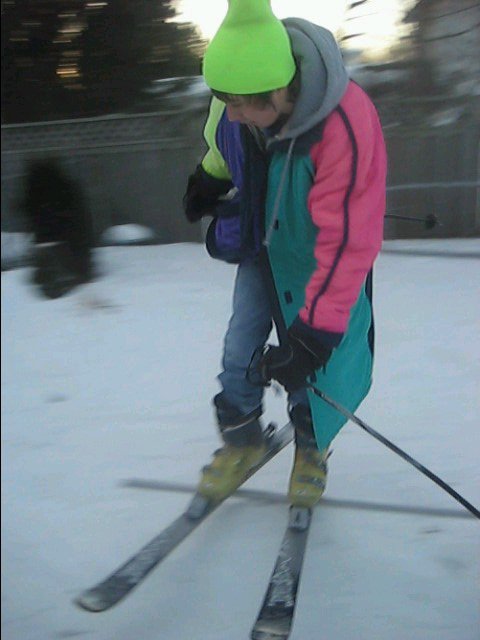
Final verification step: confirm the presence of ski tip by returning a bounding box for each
[74,589,112,613]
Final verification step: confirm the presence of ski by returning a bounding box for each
[74,421,293,613]
[251,506,312,640]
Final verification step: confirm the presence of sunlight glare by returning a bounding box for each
[343,0,406,58]
[176,0,348,40]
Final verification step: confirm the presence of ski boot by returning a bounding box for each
[197,393,266,502]
[288,404,329,508]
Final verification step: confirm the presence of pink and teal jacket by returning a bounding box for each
[198,19,387,448]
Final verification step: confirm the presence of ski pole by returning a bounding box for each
[307,383,480,520]
[385,213,439,229]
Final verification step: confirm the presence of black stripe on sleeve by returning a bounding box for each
[308,106,359,325]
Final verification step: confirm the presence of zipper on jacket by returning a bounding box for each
[263,137,296,247]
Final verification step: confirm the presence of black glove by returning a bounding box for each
[259,319,335,393]
[183,165,233,223]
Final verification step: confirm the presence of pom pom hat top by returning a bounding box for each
[202,0,296,94]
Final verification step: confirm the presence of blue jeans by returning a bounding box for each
[218,258,308,416]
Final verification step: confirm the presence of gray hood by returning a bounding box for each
[279,18,349,141]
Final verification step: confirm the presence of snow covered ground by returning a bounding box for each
[2,239,479,640]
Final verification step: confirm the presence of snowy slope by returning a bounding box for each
[2,239,479,640]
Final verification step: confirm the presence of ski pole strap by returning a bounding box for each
[307,384,480,520]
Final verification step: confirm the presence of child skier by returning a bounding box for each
[183,0,387,508]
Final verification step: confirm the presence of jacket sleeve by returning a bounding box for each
[183,98,233,222]
[299,90,387,343]
[201,97,232,181]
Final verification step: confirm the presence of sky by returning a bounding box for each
[2,236,479,640]
[177,0,348,37]
[176,0,409,55]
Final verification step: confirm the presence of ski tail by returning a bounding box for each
[251,506,312,640]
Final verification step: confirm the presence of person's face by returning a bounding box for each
[224,88,293,128]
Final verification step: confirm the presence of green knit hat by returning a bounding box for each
[203,0,296,95]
